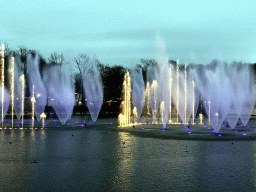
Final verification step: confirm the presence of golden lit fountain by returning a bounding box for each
[118,71,132,127]
[40,112,46,129]
[0,45,5,128]
[199,113,204,125]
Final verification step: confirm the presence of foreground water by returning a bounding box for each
[1,119,256,191]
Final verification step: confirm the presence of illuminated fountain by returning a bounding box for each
[169,65,173,123]
[155,35,170,128]
[19,74,25,129]
[176,60,180,124]
[192,60,256,132]
[0,45,10,128]
[131,68,145,121]
[150,80,158,123]
[145,82,151,116]
[27,53,47,122]
[43,64,75,125]
[199,113,204,124]
[118,71,132,127]
[82,56,103,123]
[9,56,14,128]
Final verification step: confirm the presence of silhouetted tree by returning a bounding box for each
[48,52,64,65]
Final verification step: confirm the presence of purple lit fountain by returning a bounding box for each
[131,68,145,121]
[43,62,75,125]
[82,56,103,123]
[27,53,47,121]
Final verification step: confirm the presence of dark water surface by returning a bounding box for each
[1,123,256,191]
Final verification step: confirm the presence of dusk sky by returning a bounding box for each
[1,0,256,68]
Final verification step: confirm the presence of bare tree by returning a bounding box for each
[48,52,64,65]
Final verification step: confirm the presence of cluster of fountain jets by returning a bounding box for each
[0,45,103,128]
[119,36,256,133]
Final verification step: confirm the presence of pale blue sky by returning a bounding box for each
[1,0,256,67]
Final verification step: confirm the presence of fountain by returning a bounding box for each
[118,71,132,127]
[131,68,145,121]
[82,55,103,123]
[192,60,256,132]
[43,63,75,125]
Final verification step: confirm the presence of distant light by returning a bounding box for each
[51,99,53,100]
[242,133,247,136]
[66,123,70,125]
[247,127,250,129]
[227,127,231,129]
[89,122,92,125]
[141,127,145,130]
[234,130,238,132]
[110,122,113,124]
[57,125,59,127]
[80,124,85,127]
[17,124,20,126]
[36,94,41,98]
[204,125,207,127]
[211,130,215,133]
[162,129,166,131]
[218,134,222,137]
[207,127,211,130]
[75,121,79,124]
[188,131,191,134]
[240,125,243,127]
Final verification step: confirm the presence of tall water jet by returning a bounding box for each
[145,82,151,116]
[176,60,179,123]
[184,64,187,124]
[169,65,173,123]
[19,74,25,129]
[82,56,103,123]
[12,56,23,121]
[0,85,10,127]
[160,101,165,126]
[27,53,47,121]
[155,34,170,127]
[147,64,160,122]
[43,65,75,125]
[150,80,158,122]
[174,66,198,125]
[118,71,131,127]
[192,80,195,125]
[31,85,35,128]
[8,56,14,128]
[131,68,145,121]
[0,45,5,127]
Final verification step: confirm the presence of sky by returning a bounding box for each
[1,0,256,68]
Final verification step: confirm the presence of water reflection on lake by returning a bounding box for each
[0,127,256,191]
